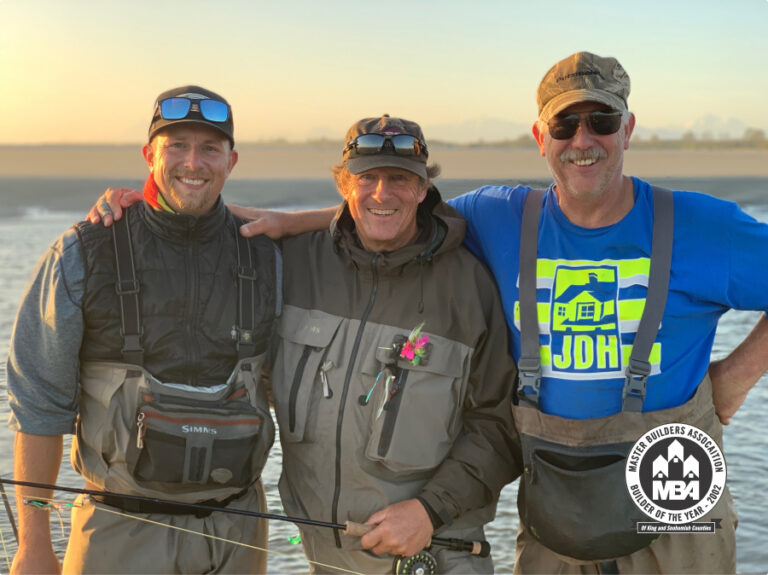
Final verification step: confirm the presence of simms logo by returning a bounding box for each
[626,423,725,525]
[181,425,218,435]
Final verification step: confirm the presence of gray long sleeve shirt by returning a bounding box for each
[7,227,85,435]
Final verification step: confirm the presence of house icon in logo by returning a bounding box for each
[651,439,700,479]
[552,271,618,333]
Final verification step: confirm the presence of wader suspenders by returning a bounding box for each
[234,229,260,359]
[517,186,674,412]
[111,213,266,364]
[112,213,144,365]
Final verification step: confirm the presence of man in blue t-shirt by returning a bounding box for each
[445,52,768,573]
[90,52,768,574]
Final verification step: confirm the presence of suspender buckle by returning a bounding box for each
[121,334,143,352]
[115,279,140,295]
[232,326,257,357]
[623,358,651,412]
[237,266,259,280]
[517,356,542,407]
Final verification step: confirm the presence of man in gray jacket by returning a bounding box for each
[88,115,521,574]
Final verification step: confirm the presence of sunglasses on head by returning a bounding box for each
[158,97,229,123]
[547,110,623,140]
[344,134,426,156]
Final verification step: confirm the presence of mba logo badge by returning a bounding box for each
[626,423,726,532]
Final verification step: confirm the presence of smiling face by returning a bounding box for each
[340,166,427,253]
[533,101,635,204]
[143,124,238,216]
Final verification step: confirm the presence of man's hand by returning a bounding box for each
[11,545,61,575]
[85,188,142,226]
[359,498,434,558]
[709,315,768,425]
[230,205,292,239]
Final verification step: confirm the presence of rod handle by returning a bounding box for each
[344,521,374,537]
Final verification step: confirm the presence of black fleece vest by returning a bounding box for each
[74,200,277,386]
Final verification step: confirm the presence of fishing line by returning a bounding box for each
[2,479,491,573]
[0,527,12,573]
[0,478,18,571]
[28,495,365,575]
[0,481,17,543]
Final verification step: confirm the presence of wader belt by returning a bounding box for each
[92,485,251,518]
[517,186,674,412]
[111,215,263,363]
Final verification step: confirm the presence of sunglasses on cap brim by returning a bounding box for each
[158,97,229,123]
[547,110,623,140]
[344,134,426,156]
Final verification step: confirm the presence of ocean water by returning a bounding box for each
[0,177,766,574]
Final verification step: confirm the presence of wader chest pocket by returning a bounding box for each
[274,309,343,443]
[363,342,466,473]
[128,404,264,487]
[519,435,658,561]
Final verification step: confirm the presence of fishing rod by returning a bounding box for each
[0,482,18,543]
[0,478,490,558]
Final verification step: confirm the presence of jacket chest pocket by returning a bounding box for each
[362,336,469,473]
[273,308,343,443]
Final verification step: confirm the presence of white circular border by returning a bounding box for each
[625,423,727,524]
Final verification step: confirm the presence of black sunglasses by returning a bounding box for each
[344,134,426,156]
[158,97,229,123]
[547,110,623,140]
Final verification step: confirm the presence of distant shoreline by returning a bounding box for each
[1,144,767,179]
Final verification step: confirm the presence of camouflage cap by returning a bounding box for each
[343,115,428,179]
[537,52,630,122]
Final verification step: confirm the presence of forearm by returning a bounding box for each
[709,314,768,423]
[234,205,339,238]
[419,413,519,522]
[714,314,768,385]
[420,367,520,520]
[283,206,337,235]
[14,432,64,548]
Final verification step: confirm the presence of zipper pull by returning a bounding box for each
[320,360,334,399]
[136,412,146,449]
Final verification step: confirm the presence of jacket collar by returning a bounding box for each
[140,196,230,243]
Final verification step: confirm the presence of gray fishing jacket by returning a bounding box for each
[273,187,521,552]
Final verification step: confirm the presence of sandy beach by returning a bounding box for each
[1,144,767,180]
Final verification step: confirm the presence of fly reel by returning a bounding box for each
[393,550,437,575]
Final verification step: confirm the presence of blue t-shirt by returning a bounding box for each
[449,177,768,419]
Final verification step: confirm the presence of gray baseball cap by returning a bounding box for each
[537,52,630,122]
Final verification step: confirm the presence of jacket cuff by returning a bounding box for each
[416,492,453,530]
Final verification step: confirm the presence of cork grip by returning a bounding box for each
[343,521,373,537]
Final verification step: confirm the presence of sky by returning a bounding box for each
[1,0,767,144]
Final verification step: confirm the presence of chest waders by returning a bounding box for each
[513,187,673,562]
[72,213,275,505]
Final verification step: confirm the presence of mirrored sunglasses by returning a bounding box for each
[158,97,229,123]
[344,134,426,156]
[547,111,623,140]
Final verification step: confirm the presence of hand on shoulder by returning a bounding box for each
[85,188,143,227]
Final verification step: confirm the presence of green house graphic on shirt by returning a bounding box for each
[552,269,618,332]
[549,265,621,372]
[517,258,660,377]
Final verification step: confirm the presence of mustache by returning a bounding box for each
[559,148,607,163]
